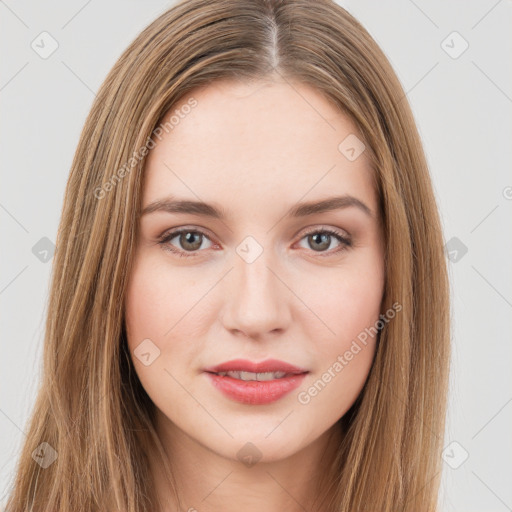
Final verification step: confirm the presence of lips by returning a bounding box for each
[203,359,309,405]
[203,358,308,375]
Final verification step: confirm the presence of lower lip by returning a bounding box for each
[205,372,308,405]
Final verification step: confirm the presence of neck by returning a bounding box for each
[149,413,343,512]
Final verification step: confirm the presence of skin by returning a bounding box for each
[124,76,385,512]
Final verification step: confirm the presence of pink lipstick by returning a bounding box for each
[203,358,309,405]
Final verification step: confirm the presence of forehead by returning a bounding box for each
[142,78,376,217]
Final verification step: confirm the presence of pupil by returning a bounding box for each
[182,232,201,250]
[310,233,329,251]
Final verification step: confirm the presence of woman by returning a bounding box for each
[5,0,450,510]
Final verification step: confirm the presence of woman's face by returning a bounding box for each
[125,78,385,463]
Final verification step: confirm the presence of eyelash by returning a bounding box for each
[157,226,352,259]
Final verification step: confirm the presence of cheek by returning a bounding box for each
[296,274,382,417]
[125,255,193,342]
[297,249,384,403]
[124,259,198,405]
[305,258,384,349]
[124,256,215,375]
[125,264,165,346]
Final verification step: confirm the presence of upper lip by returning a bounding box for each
[203,358,309,374]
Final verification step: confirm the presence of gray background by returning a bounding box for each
[1,1,511,510]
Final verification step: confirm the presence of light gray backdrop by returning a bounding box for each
[1,1,511,510]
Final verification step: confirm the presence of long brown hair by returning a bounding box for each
[4,0,450,510]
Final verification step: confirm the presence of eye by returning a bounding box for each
[157,226,352,258]
[158,228,214,258]
[296,227,352,256]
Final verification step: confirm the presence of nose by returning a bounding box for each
[220,248,292,340]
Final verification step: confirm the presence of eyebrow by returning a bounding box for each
[141,194,374,219]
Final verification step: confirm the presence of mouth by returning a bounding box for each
[210,370,297,381]
[203,359,309,405]
[203,358,308,375]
